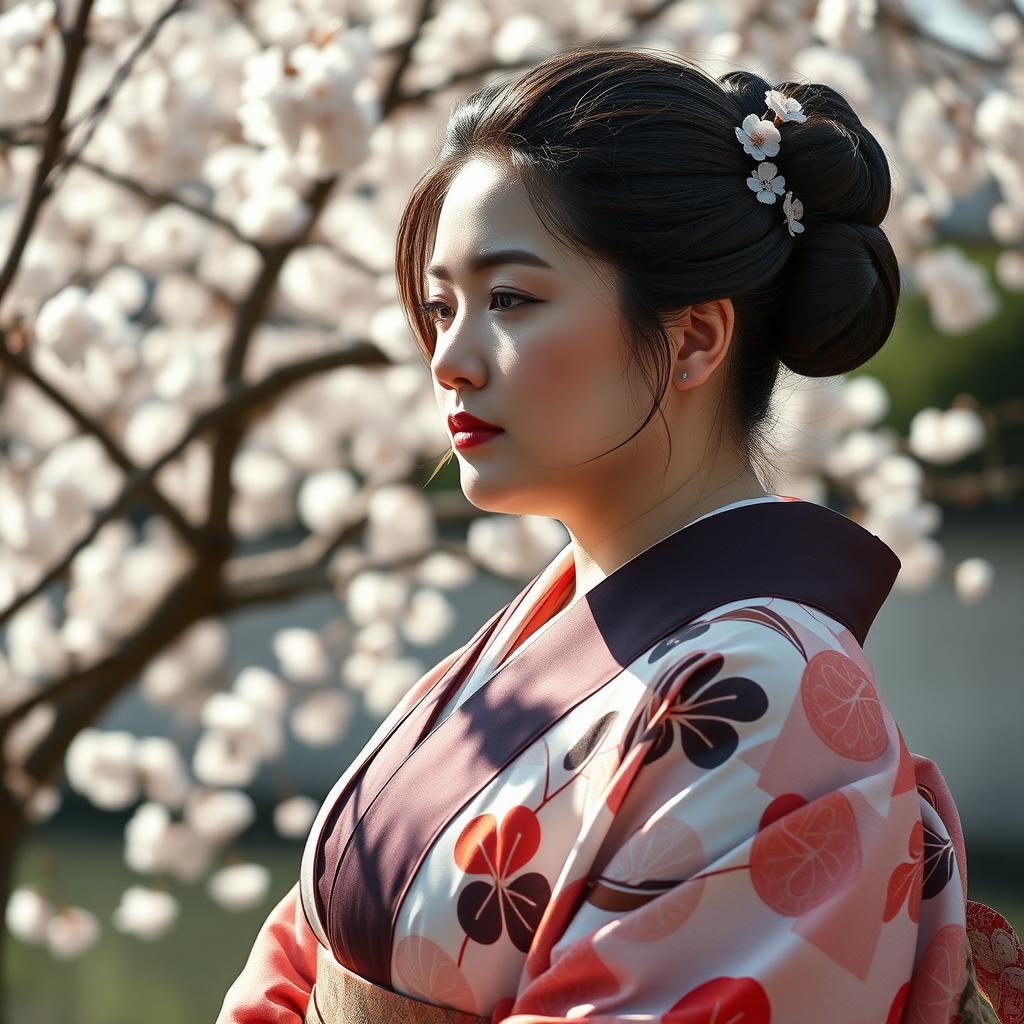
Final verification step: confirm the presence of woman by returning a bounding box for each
[216,47,1021,1024]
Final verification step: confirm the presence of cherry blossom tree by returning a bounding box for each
[0,0,1022,1014]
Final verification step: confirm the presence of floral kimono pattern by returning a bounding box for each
[216,495,1022,1024]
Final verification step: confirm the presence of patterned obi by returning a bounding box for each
[306,939,489,1024]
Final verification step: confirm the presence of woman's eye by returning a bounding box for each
[416,292,530,326]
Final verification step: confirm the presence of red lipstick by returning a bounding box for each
[448,411,504,450]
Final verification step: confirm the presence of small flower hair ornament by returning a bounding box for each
[735,88,808,237]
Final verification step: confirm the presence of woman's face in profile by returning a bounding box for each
[426,156,659,521]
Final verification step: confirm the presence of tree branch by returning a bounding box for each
[49,0,189,192]
[217,489,489,612]
[0,341,391,627]
[0,333,207,550]
[73,154,261,249]
[0,560,226,788]
[206,174,339,538]
[0,0,97,307]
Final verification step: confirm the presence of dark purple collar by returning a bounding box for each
[312,498,900,988]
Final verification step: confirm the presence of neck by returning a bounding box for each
[561,460,768,606]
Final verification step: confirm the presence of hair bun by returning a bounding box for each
[720,75,903,376]
[775,220,900,377]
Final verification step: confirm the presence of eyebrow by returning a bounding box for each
[425,248,554,282]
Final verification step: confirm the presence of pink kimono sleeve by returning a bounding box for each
[490,622,1017,1023]
[215,882,318,1024]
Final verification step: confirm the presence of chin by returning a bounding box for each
[459,474,550,519]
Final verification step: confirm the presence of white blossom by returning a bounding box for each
[123,401,191,463]
[6,593,70,679]
[124,205,209,274]
[232,667,289,717]
[273,795,318,839]
[364,484,436,561]
[192,730,261,788]
[908,407,986,464]
[735,117,781,160]
[995,249,1024,291]
[124,802,215,882]
[913,247,999,334]
[837,375,889,431]
[341,651,381,692]
[184,788,256,844]
[135,736,191,810]
[45,906,101,959]
[954,557,995,605]
[65,728,140,811]
[24,784,61,823]
[237,27,379,179]
[855,453,924,508]
[207,863,271,911]
[823,429,895,480]
[290,690,353,747]
[467,514,567,578]
[273,628,329,685]
[363,658,425,717]
[112,886,179,941]
[414,551,475,590]
[746,161,786,204]
[894,537,944,591]
[6,888,53,944]
[34,286,128,367]
[345,570,410,627]
[492,14,559,64]
[988,201,1024,244]
[236,184,310,244]
[297,469,359,535]
[765,88,808,123]
[862,491,942,555]
[399,588,456,646]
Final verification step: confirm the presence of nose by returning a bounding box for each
[430,319,487,393]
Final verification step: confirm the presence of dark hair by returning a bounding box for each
[395,46,901,486]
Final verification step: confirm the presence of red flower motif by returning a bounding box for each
[663,976,771,1023]
[884,820,924,923]
[453,806,551,952]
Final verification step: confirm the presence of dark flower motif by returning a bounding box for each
[563,711,617,772]
[922,821,955,899]
[648,622,711,664]
[625,653,769,770]
[454,806,551,952]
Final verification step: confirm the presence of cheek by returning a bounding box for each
[512,306,628,438]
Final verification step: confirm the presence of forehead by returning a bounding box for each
[428,159,546,269]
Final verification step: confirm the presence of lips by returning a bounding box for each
[448,412,503,433]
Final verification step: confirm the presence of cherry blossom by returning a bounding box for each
[112,886,179,941]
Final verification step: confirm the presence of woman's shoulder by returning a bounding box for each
[632,594,871,688]
[621,595,892,772]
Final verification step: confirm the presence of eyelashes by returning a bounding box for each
[415,291,533,327]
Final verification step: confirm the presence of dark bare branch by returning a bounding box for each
[0,334,207,548]
[0,0,98,306]
[0,341,391,628]
[50,0,190,192]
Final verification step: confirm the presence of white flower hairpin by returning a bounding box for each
[735,89,808,237]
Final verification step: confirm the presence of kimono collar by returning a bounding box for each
[579,495,900,652]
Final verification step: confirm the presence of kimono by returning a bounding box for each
[215,494,1023,1024]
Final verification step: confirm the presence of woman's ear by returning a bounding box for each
[668,298,735,387]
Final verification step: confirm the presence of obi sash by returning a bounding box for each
[298,497,909,996]
[306,939,488,1024]
[301,901,1007,1024]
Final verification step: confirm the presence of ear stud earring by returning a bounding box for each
[679,371,688,380]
